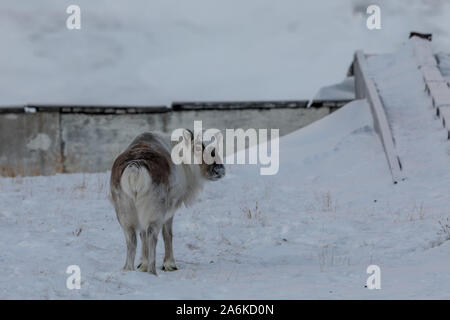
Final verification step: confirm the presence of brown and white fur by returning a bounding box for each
[110,130,225,275]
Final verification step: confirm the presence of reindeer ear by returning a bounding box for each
[193,131,203,149]
[182,129,193,147]
[194,130,202,142]
[214,131,223,144]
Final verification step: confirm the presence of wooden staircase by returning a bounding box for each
[412,35,450,138]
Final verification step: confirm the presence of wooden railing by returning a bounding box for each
[353,50,405,184]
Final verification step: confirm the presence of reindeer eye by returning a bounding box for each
[211,149,215,157]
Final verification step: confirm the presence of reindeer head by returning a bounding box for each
[182,129,225,181]
[201,145,225,181]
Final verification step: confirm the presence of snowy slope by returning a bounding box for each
[313,77,355,100]
[437,52,450,84]
[1,0,450,105]
[1,99,449,299]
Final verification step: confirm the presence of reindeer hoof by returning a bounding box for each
[137,263,148,272]
[123,264,135,271]
[162,264,178,271]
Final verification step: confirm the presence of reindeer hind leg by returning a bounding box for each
[137,231,149,272]
[122,226,137,271]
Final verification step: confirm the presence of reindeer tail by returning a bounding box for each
[120,163,151,199]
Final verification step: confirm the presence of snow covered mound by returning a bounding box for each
[1,99,449,299]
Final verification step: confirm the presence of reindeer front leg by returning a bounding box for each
[162,217,178,271]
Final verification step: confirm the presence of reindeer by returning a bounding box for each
[110,130,225,275]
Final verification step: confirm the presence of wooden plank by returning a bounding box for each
[172,100,351,111]
[0,106,27,114]
[28,104,170,114]
[426,82,450,108]
[420,66,447,83]
[411,37,437,67]
[437,106,450,139]
[172,100,308,110]
[354,50,405,184]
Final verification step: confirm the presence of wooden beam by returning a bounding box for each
[171,100,351,111]
[353,50,405,183]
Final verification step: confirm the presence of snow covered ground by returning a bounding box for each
[1,0,450,105]
[1,97,449,299]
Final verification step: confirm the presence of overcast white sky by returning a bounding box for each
[0,0,449,105]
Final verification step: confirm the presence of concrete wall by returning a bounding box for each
[0,105,342,176]
[0,112,61,177]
